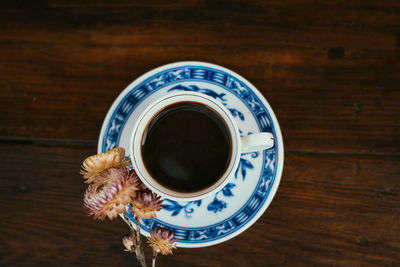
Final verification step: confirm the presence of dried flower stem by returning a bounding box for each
[135,216,147,267]
[123,213,136,236]
[123,213,147,266]
[136,218,142,247]
[152,252,158,267]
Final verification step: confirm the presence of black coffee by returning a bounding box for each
[141,101,232,192]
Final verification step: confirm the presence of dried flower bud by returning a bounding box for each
[131,189,163,219]
[80,147,131,184]
[137,180,148,191]
[148,227,177,255]
[122,235,135,252]
[83,167,139,220]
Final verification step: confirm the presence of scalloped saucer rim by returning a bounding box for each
[97,61,284,248]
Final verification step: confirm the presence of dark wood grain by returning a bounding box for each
[0,144,399,266]
[1,0,399,154]
[1,1,400,266]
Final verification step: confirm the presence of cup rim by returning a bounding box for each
[130,91,241,201]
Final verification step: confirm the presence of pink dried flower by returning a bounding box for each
[137,180,148,191]
[93,166,131,189]
[148,227,177,255]
[83,167,139,220]
[131,189,163,219]
[122,235,135,252]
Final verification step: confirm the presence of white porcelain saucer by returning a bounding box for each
[98,62,284,248]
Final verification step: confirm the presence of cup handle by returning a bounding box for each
[241,132,274,153]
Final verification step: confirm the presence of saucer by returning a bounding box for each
[98,62,284,248]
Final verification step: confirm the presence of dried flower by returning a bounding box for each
[148,227,177,255]
[137,180,148,191]
[131,189,163,219]
[94,166,131,189]
[83,167,139,220]
[123,235,135,252]
[80,147,130,184]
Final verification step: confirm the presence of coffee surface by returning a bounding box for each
[141,102,232,192]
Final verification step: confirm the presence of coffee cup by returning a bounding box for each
[129,91,274,201]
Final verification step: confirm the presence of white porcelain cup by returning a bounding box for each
[130,92,274,201]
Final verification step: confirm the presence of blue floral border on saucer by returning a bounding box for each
[100,65,278,245]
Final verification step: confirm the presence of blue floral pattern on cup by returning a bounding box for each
[168,85,245,121]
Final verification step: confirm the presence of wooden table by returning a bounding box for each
[1,1,399,266]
